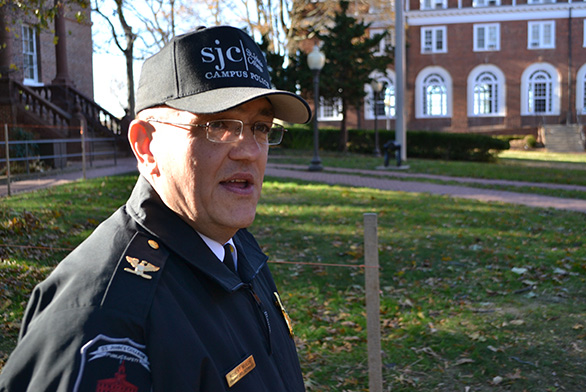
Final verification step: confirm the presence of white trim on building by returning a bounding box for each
[406,3,586,26]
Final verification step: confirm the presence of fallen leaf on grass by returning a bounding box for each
[512,267,528,275]
[553,268,568,275]
[468,331,487,342]
[506,368,523,380]
[453,358,474,366]
[0,298,12,310]
[412,346,442,359]
[399,298,414,308]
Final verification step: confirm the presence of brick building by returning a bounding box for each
[0,3,122,167]
[13,4,94,98]
[317,0,586,138]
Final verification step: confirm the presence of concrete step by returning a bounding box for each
[539,125,585,153]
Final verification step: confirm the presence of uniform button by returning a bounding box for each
[148,240,159,250]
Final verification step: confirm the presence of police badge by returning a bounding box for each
[273,292,294,338]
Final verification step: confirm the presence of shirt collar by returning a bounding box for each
[197,232,237,268]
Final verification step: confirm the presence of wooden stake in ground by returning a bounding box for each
[364,213,383,392]
[4,124,11,196]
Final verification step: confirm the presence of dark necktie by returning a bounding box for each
[223,244,236,273]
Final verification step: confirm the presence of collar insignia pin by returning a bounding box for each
[124,256,160,280]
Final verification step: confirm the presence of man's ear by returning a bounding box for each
[128,119,158,175]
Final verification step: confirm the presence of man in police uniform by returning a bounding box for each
[0,26,311,391]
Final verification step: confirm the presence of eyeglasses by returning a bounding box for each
[146,118,287,146]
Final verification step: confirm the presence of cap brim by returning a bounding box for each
[164,87,312,124]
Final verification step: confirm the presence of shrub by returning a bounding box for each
[524,135,537,148]
[282,126,510,162]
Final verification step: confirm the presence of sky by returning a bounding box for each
[90,1,247,119]
[93,52,131,118]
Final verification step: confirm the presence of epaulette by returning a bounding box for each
[100,231,169,322]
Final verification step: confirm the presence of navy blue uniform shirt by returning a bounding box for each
[0,176,304,391]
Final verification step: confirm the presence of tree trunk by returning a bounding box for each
[125,44,135,116]
[115,0,136,116]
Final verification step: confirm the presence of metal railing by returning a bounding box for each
[1,123,119,196]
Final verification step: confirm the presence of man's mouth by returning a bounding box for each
[222,179,251,189]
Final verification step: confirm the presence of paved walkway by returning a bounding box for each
[2,157,586,213]
[0,158,139,198]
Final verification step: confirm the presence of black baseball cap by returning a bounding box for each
[135,26,311,124]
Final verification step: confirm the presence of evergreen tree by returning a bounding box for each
[259,34,305,95]
[317,0,392,151]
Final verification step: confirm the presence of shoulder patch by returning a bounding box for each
[73,334,151,392]
[100,232,169,321]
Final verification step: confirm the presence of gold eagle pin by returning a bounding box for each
[274,292,294,338]
[124,256,160,279]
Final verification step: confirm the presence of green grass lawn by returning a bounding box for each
[1,151,586,391]
[269,149,586,200]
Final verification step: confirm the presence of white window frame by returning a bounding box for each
[420,0,447,10]
[528,21,555,49]
[415,66,452,119]
[473,0,500,6]
[423,74,448,116]
[467,65,506,117]
[520,63,560,116]
[528,71,553,114]
[370,28,390,57]
[528,0,556,3]
[365,70,396,120]
[421,26,447,54]
[318,97,343,121]
[22,25,39,85]
[474,23,500,51]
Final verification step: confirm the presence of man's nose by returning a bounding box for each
[231,126,264,158]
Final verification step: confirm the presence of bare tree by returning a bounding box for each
[92,0,219,115]
[226,0,327,55]
[93,0,138,115]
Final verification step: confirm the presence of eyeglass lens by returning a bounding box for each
[206,120,284,145]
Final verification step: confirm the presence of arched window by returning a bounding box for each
[521,63,560,115]
[383,83,396,118]
[415,66,452,118]
[467,65,505,117]
[365,70,396,120]
[528,70,552,114]
[473,72,498,115]
[423,74,447,116]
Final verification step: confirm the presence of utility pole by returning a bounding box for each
[395,0,407,162]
